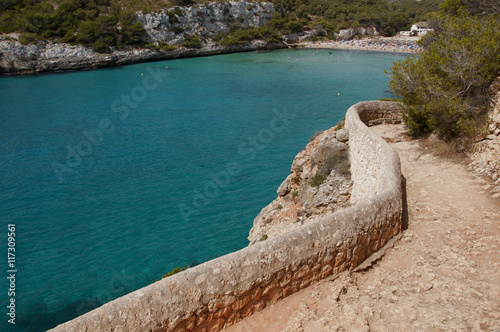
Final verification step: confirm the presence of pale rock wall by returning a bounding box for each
[49,101,403,332]
[137,1,275,44]
[334,27,378,40]
[467,76,500,185]
[0,37,284,74]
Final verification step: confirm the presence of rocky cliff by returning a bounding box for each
[248,126,353,244]
[137,1,275,44]
[0,0,385,74]
[0,1,281,74]
[0,37,283,74]
[467,76,500,191]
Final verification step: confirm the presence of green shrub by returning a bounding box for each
[310,173,326,187]
[159,41,176,51]
[322,149,350,177]
[162,266,187,279]
[171,0,194,6]
[93,37,112,53]
[259,234,268,241]
[286,20,303,33]
[310,149,350,187]
[182,34,202,48]
[18,32,38,45]
[388,5,499,141]
[334,117,345,131]
[379,97,401,102]
[219,25,282,46]
[173,27,184,34]
[173,7,183,16]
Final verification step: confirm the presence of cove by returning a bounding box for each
[0,48,405,331]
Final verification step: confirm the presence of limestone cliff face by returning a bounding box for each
[0,1,279,74]
[0,38,282,74]
[467,76,500,184]
[137,1,275,44]
[248,127,353,244]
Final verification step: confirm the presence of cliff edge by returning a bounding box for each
[248,126,352,244]
[0,1,283,74]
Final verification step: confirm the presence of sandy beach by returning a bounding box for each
[298,36,422,54]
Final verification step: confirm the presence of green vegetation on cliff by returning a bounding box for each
[271,0,441,37]
[388,0,500,141]
[0,0,145,52]
[1,0,442,53]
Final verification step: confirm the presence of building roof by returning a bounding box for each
[414,21,429,27]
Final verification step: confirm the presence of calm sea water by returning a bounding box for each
[0,49,405,331]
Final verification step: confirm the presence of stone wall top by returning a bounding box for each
[346,101,403,204]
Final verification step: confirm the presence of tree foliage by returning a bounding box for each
[0,0,145,52]
[270,0,441,37]
[388,1,500,140]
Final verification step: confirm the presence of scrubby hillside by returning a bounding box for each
[0,0,441,52]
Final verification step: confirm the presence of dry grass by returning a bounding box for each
[420,134,466,158]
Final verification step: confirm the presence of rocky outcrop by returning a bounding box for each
[0,38,283,74]
[467,76,500,188]
[334,27,378,40]
[248,126,353,244]
[0,1,281,74]
[137,1,275,44]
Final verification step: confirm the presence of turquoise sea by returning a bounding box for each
[0,49,406,331]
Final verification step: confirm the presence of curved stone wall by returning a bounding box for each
[49,101,403,332]
[346,101,403,204]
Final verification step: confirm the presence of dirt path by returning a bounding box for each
[225,124,500,332]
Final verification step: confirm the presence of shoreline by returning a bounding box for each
[1,35,421,75]
[0,36,420,76]
[297,37,422,54]
[0,41,288,75]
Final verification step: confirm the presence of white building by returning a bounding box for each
[399,21,433,36]
[411,21,433,35]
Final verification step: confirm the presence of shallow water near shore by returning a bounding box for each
[0,49,405,331]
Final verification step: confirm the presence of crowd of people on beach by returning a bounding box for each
[306,38,422,54]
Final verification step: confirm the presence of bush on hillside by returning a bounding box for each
[388,1,500,141]
[0,0,146,52]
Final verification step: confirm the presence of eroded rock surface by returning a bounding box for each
[467,76,500,196]
[0,1,281,74]
[137,1,275,44]
[248,126,353,244]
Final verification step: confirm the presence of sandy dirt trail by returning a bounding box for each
[225,124,500,332]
